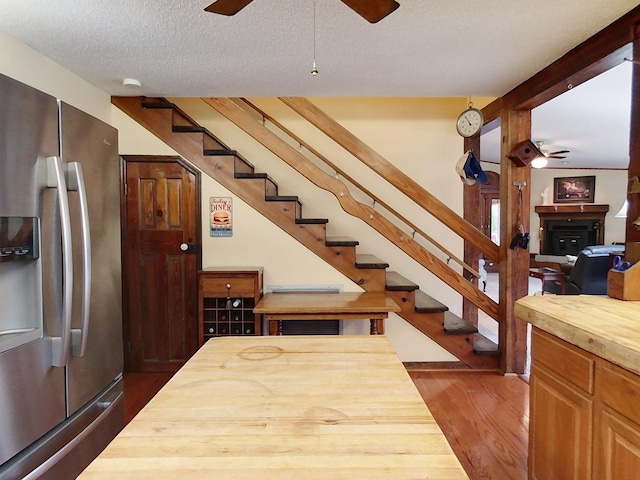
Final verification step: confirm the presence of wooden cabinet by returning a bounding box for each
[530,328,640,479]
[529,329,594,479]
[198,267,263,345]
[595,361,640,479]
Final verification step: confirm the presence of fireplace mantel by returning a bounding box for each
[535,204,609,255]
[535,204,610,216]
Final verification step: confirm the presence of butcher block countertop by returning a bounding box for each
[515,295,640,375]
[78,335,468,479]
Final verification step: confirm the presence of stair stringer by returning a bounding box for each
[202,97,498,320]
[112,96,386,292]
[112,95,498,368]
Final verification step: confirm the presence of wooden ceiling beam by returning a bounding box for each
[482,5,640,122]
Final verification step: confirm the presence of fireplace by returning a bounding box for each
[535,204,609,255]
[543,219,599,255]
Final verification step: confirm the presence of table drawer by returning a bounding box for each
[200,276,255,297]
[532,327,595,395]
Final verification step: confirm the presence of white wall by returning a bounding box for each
[0,30,111,123]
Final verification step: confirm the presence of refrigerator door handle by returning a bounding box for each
[46,156,73,368]
[67,162,91,357]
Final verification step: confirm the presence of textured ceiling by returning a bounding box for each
[0,0,636,168]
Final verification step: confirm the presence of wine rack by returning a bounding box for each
[198,267,263,345]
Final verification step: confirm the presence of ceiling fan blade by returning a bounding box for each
[549,150,570,155]
[340,0,400,23]
[204,0,254,16]
[547,155,567,159]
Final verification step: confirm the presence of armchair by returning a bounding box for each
[541,245,624,295]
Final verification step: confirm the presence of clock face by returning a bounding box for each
[456,108,484,137]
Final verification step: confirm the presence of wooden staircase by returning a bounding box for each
[112,96,499,370]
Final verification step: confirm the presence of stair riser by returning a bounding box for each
[264,199,301,222]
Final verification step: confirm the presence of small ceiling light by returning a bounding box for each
[123,78,142,88]
[530,157,548,169]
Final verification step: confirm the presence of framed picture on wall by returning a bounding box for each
[553,176,596,203]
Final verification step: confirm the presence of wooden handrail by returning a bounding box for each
[236,98,482,280]
[203,97,499,319]
[278,97,500,263]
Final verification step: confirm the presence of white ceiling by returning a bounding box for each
[0,0,636,168]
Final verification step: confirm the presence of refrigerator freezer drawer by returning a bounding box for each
[0,377,124,480]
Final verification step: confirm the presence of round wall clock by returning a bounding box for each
[456,106,484,138]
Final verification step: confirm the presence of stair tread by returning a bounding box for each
[266,195,300,202]
[443,311,477,334]
[295,218,328,225]
[325,236,359,247]
[386,271,419,291]
[141,98,174,109]
[414,290,448,312]
[356,254,389,269]
[235,172,270,179]
[173,125,205,133]
[473,334,500,356]
[203,148,237,156]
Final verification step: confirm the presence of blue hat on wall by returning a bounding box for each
[463,151,487,185]
[455,151,475,185]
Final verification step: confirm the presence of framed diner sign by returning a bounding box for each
[210,197,232,237]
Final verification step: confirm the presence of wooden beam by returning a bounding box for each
[463,136,482,329]
[627,23,640,242]
[499,110,531,374]
[483,6,640,122]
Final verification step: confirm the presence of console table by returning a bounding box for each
[78,335,468,479]
[253,291,400,335]
[528,267,568,294]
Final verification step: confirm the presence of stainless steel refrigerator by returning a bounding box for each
[0,74,124,479]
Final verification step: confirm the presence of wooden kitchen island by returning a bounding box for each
[78,335,467,479]
[515,295,640,480]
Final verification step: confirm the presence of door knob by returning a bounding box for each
[179,243,198,253]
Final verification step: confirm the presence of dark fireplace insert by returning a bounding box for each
[542,219,599,255]
[535,204,608,256]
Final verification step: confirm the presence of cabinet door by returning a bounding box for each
[595,408,640,480]
[529,366,593,479]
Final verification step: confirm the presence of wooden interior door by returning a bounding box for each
[122,156,200,372]
[480,171,500,272]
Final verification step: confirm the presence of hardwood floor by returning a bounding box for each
[123,372,174,424]
[410,370,529,480]
[123,370,529,479]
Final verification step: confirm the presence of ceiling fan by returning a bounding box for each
[535,141,570,159]
[204,0,400,23]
